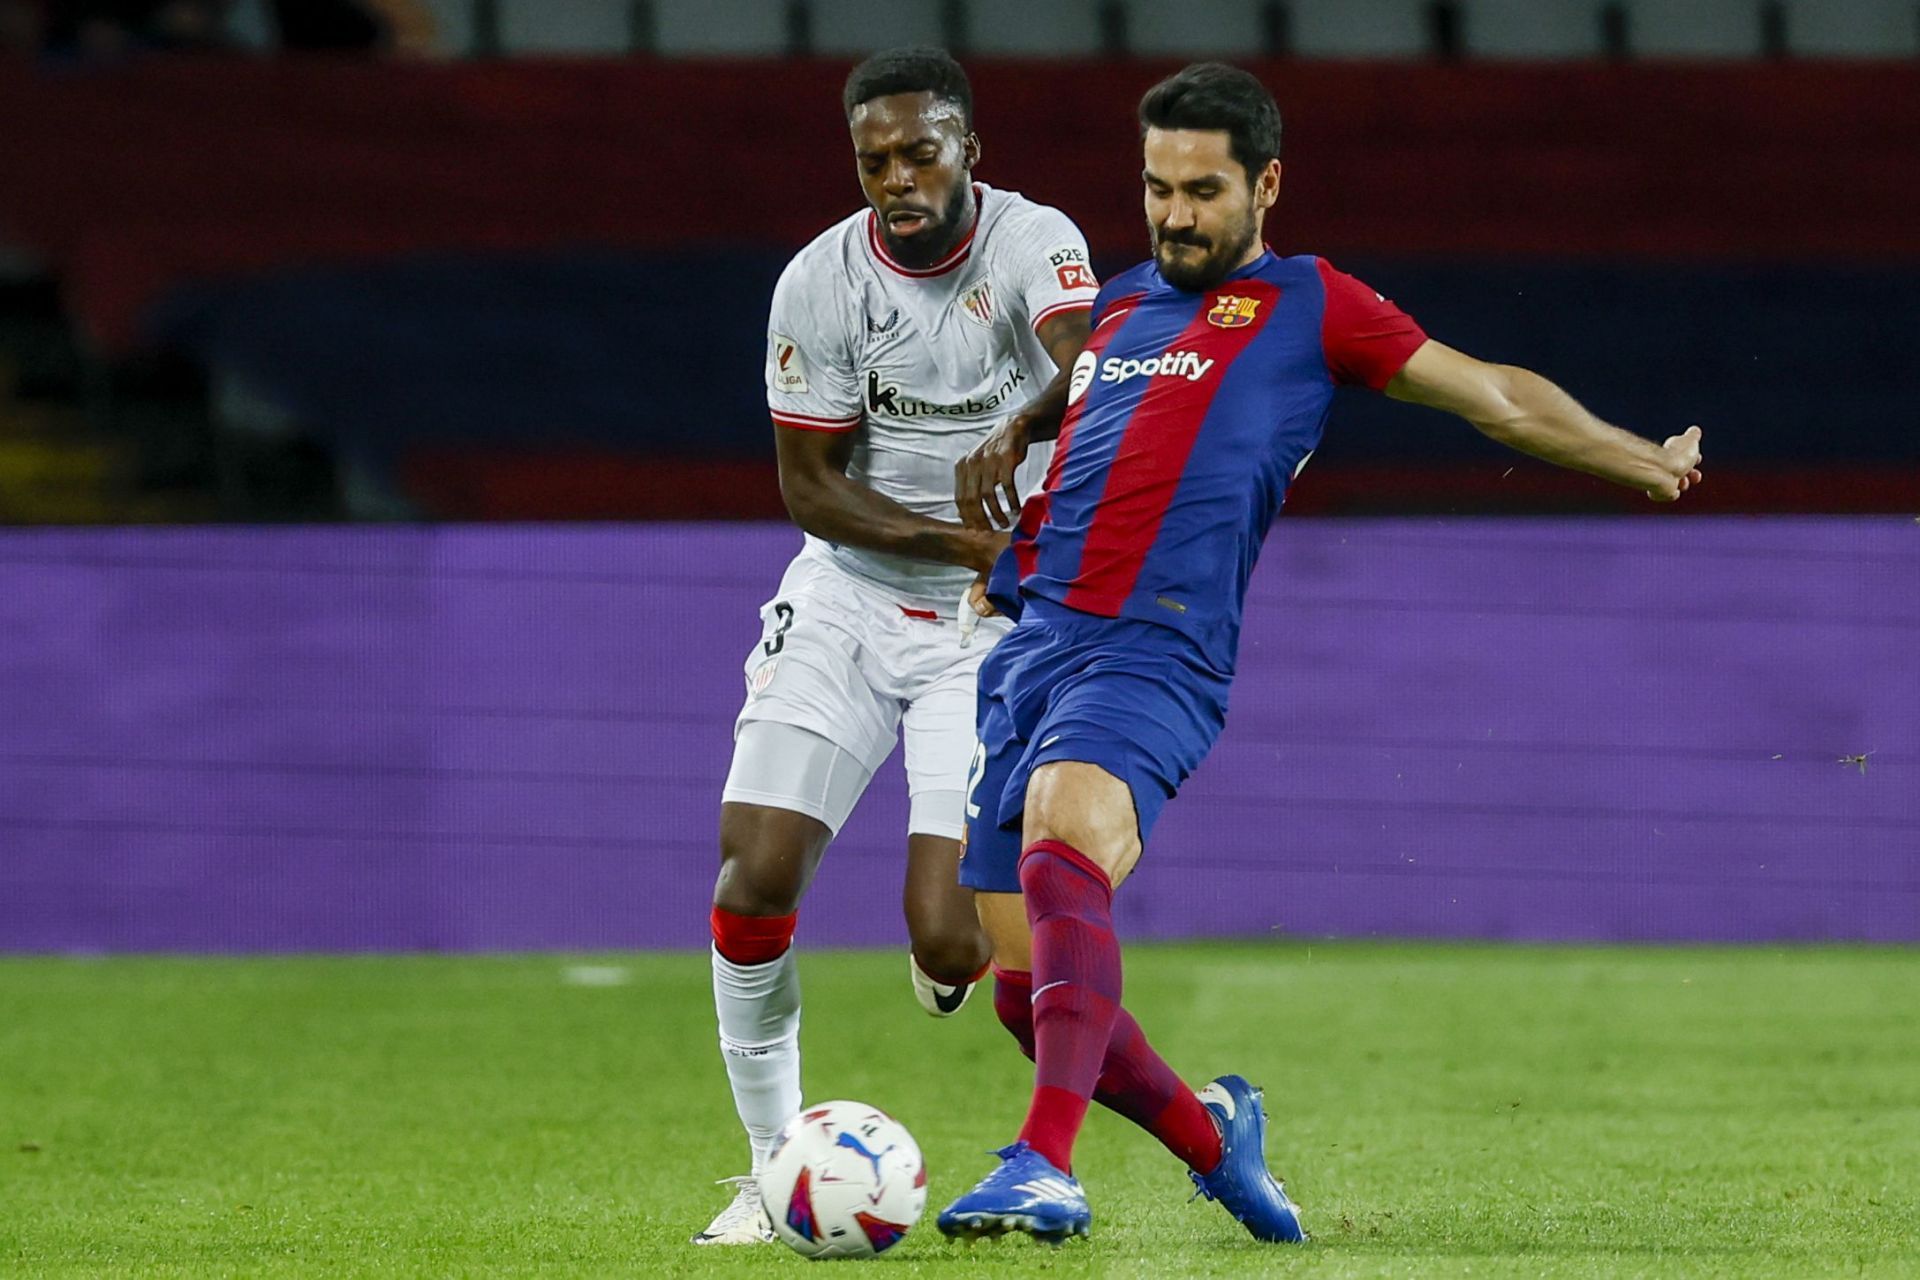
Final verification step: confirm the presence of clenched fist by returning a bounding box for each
[955,415,1032,530]
[1647,425,1704,502]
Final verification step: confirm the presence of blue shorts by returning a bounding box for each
[957,596,1230,893]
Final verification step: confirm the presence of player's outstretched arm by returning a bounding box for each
[955,308,1092,529]
[1385,341,1704,501]
[775,421,1005,572]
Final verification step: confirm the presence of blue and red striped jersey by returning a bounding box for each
[992,251,1426,671]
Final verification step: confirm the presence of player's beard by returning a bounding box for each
[876,181,973,269]
[1151,201,1259,292]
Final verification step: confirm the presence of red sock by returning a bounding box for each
[1098,1008,1224,1174]
[993,966,1222,1174]
[709,905,796,965]
[1016,840,1121,1174]
[992,967,1039,1059]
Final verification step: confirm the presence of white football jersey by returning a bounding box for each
[765,183,1100,601]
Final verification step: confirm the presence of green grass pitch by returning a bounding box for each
[3,943,1916,1277]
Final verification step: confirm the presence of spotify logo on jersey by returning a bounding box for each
[1068,349,1098,405]
[1100,349,1215,384]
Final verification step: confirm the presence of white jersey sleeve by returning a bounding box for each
[765,253,861,433]
[1002,204,1101,337]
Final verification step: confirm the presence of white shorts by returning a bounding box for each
[721,548,1010,840]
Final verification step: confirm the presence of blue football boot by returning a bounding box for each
[1188,1075,1309,1243]
[936,1141,1092,1244]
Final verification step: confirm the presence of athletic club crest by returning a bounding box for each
[1207,294,1261,328]
[959,281,996,328]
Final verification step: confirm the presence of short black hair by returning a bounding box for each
[842,47,974,131]
[1137,63,1282,180]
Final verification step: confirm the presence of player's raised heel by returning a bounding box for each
[690,1175,775,1245]
[936,1141,1092,1244]
[1187,1075,1308,1243]
[908,951,981,1018]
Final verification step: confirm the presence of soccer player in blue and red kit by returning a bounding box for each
[937,64,1705,1245]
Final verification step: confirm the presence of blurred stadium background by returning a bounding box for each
[0,0,1914,952]
[3,8,1917,1274]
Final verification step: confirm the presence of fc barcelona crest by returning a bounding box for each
[1207,295,1261,328]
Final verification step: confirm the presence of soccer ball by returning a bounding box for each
[760,1100,926,1259]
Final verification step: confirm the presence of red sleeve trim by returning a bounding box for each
[1315,258,1427,391]
[1031,299,1094,336]
[770,410,860,433]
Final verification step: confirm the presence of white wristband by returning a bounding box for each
[958,587,981,649]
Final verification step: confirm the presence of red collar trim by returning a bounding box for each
[867,185,982,279]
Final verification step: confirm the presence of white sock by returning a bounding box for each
[712,944,802,1175]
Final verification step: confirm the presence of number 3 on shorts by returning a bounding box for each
[763,601,794,656]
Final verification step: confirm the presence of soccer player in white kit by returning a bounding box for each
[694,48,1099,1245]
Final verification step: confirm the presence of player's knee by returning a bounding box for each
[904,873,990,978]
[715,807,823,916]
[1023,761,1142,882]
[908,920,991,983]
[712,855,805,916]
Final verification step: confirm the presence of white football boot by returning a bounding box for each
[690,1175,774,1245]
[909,951,981,1018]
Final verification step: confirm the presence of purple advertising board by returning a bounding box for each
[0,518,1914,952]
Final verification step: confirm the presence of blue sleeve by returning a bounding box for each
[984,542,1025,623]
[1089,261,1154,328]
